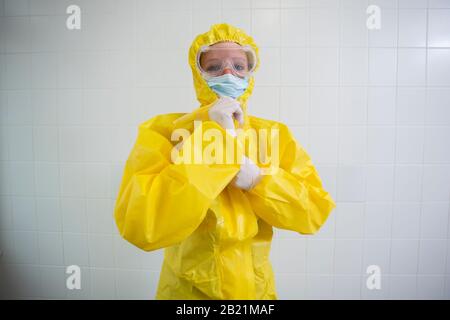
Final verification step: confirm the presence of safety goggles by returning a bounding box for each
[196,44,257,80]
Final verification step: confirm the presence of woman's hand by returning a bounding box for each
[208,96,244,136]
[231,155,262,191]
[208,97,260,190]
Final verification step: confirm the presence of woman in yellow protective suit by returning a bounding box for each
[114,23,336,300]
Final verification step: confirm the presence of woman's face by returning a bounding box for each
[199,41,249,78]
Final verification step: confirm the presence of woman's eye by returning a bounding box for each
[206,65,221,72]
[234,64,246,71]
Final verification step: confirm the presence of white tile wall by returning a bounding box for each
[0,0,449,300]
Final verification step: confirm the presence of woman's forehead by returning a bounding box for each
[202,42,247,60]
[210,41,242,49]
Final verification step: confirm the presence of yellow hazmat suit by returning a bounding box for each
[114,23,336,299]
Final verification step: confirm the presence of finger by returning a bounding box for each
[221,115,236,130]
[225,103,243,126]
[221,96,241,108]
[221,104,241,116]
[233,108,244,126]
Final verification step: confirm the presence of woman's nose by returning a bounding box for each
[222,68,233,75]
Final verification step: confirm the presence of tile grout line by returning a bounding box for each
[413,0,429,299]
[333,0,343,300]
[26,0,45,299]
[360,0,370,300]
[304,0,311,298]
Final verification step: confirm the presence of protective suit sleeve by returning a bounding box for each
[245,125,336,235]
[114,118,243,251]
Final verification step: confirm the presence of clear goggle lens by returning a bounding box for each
[197,45,257,79]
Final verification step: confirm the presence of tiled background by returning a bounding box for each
[0,0,449,299]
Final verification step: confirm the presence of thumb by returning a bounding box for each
[232,105,244,126]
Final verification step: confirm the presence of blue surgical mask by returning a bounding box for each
[206,73,249,99]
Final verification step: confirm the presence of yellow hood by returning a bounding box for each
[173,23,260,130]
